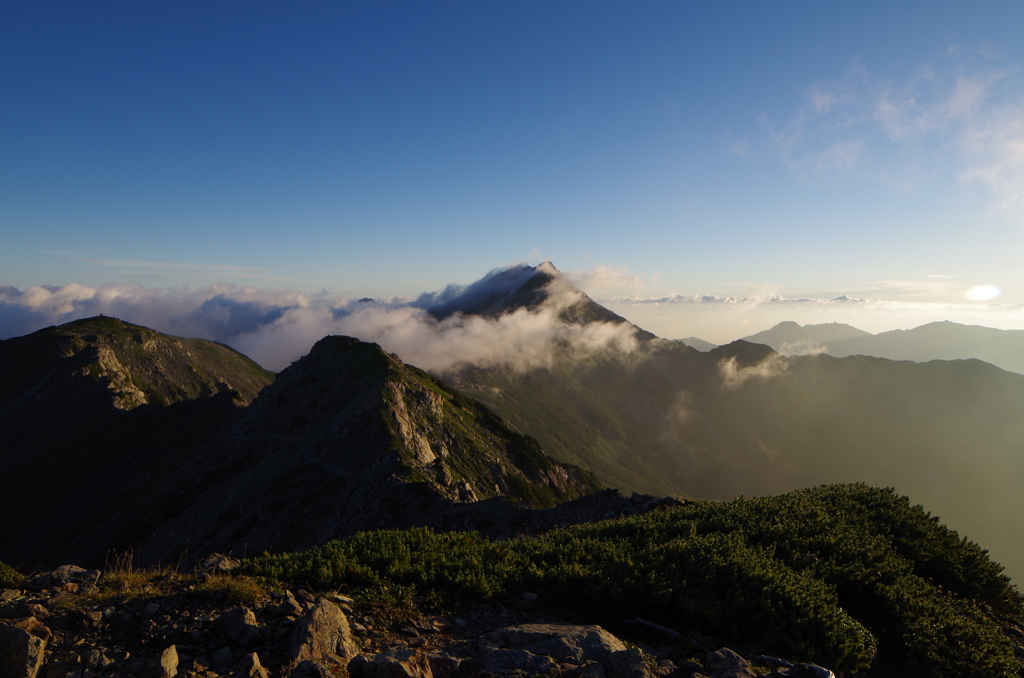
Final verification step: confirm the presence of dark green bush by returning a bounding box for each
[0,561,24,589]
[241,483,1020,676]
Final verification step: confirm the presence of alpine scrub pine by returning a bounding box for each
[242,483,1022,676]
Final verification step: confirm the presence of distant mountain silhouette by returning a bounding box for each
[677,336,719,352]
[743,320,1024,374]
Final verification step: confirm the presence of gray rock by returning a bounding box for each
[476,648,557,675]
[484,623,627,665]
[211,646,235,669]
[705,649,756,678]
[196,553,240,574]
[276,592,304,617]
[289,660,332,678]
[236,652,269,678]
[158,645,179,678]
[350,648,460,678]
[290,599,358,663]
[561,661,607,678]
[22,566,100,592]
[4,617,51,644]
[606,648,655,678]
[0,622,47,678]
[654,659,680,677]
[224,606,263,647]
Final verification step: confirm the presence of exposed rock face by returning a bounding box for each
[0,316,274,414]
[0,320,601,570]
[133,336,602,566]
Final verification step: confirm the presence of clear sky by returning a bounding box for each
[3,1,1024,343]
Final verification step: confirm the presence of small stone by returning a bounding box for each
[275,593,303,617]
[521,592,539,603]
[223,606,262,647]
[195,553,240,574]
[146,603,161,615]
[211,646,234,669]
[239,652,270,678]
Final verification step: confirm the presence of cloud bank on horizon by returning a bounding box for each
[4,263,1024,371]
[0,265,643,373]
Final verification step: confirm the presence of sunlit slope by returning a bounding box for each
[454,338,1024,582]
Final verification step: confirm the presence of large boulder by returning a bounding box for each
[705,649,757,678]
[290,599,358,663]
[606,648,655,678]
[0,623,46,678]
[482,623,626,665]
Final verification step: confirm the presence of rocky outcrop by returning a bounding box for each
[130,335,602,567]
[0,564,859,678]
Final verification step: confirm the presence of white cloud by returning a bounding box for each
[564,264,647,297]
[0,264,642,373]
[718,354,789,389]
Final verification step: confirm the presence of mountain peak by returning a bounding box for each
[418,262,651,338]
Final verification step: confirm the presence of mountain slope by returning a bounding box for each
[0,321,601,569]
[0,315,274,413]
[440,268,1024,583]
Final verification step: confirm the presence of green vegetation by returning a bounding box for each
[241,484,1021,676]
[0,560,23,589]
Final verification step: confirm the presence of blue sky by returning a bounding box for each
[3,1,1024,343]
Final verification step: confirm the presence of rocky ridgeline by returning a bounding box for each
[0,564,838,678]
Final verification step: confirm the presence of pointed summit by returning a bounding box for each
[422,261,651,334]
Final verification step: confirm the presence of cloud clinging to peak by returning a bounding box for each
[0,265,642,374]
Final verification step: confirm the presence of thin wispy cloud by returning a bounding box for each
[765,51,1024,215]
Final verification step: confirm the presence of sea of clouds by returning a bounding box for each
[0,264,641,373]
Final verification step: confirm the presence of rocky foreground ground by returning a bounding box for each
[0,563,839,678]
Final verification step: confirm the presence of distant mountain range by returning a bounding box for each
[438,265,1024,583]
[3,270,1024,585]
[681,320,1024,375]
